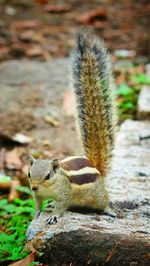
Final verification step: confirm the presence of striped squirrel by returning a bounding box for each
[28,32,115,223]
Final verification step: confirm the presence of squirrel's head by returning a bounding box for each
[28,155,61,196]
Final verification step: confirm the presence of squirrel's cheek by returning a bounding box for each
[43,180,51,187]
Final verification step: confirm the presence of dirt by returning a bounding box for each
[0,110,36,136]
[0,59,80,183]
[0,0,149,61]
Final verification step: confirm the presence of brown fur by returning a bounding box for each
[68,173,99,185]
[60,157,94,171]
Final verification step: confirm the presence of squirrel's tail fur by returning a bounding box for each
[72,32,115,177]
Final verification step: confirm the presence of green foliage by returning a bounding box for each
[115,70,149,121]
[29,262,41,266]
[0,187,34,262]
[0,174,11,183]
[0,185,52,262]
[42,198,53,211]
[130,74,150,84]
[115,83,139,120]
[16,185,32,195]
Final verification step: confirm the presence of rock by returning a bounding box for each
[108,119,150,202]
[113,60,133,73]
[12,133,32,144]
[26,212,150,266]
[146,63,150,77]
[4,5,16,16]
[114,49,136,59]
[138,86,150,119]
[26,120,150,265]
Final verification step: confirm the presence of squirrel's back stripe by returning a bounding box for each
[60,156,100,185]
[60,156,94,171]
[69,173,99,185]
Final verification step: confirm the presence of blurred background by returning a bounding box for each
[0,0,149,60]
[0,0,150,264]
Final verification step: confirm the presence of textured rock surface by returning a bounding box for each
[146,63,150,77]
[108,119,150,202]
[138,86,150,119]
[26,119,150,265]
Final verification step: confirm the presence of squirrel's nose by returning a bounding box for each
[32,186,38,191]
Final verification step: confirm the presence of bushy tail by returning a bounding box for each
[72,32,116,177]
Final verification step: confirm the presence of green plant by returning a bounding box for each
[115,70,149,121]
[115,83,139,121]
[130,73,150,84]
[0,185,53,262]
[0,187,34,261]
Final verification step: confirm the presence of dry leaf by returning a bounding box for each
[5,149,22,170]
[14,20,40,31]
[63,90,76,116]
[22,164,29,176]
[44,115,60,127]
[0,148,6,170]
[0,47,10,60]
[19,30,35,42]
[8,180,21,202]
[44,4,71,13]
[10,44,25,57]
[0,181,11,190]
[77,7,107,24]
[26,46,43,57]
[42,139,51,147]
[9,252,36,266]
[0,178,20,202]
[35,0,48,4]
[94,21,107,29]
[13,133,32,144]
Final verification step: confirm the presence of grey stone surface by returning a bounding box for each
[138,86,150,119]
[108,119,150,202]
[146,63,150,78]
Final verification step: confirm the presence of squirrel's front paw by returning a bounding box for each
[44,202,55,213]
[46,215,58,225]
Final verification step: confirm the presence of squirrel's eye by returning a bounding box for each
[45,173,51,180]
[28,172,31,178]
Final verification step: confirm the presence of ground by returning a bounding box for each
[0,0,150,61]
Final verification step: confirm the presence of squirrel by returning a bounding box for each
[28,32,115,223]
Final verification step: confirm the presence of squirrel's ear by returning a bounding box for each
[51,158,60,173]
[29,155,36,166]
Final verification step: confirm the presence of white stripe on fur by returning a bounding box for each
[61,155,86,163]
[62,166,99,176]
